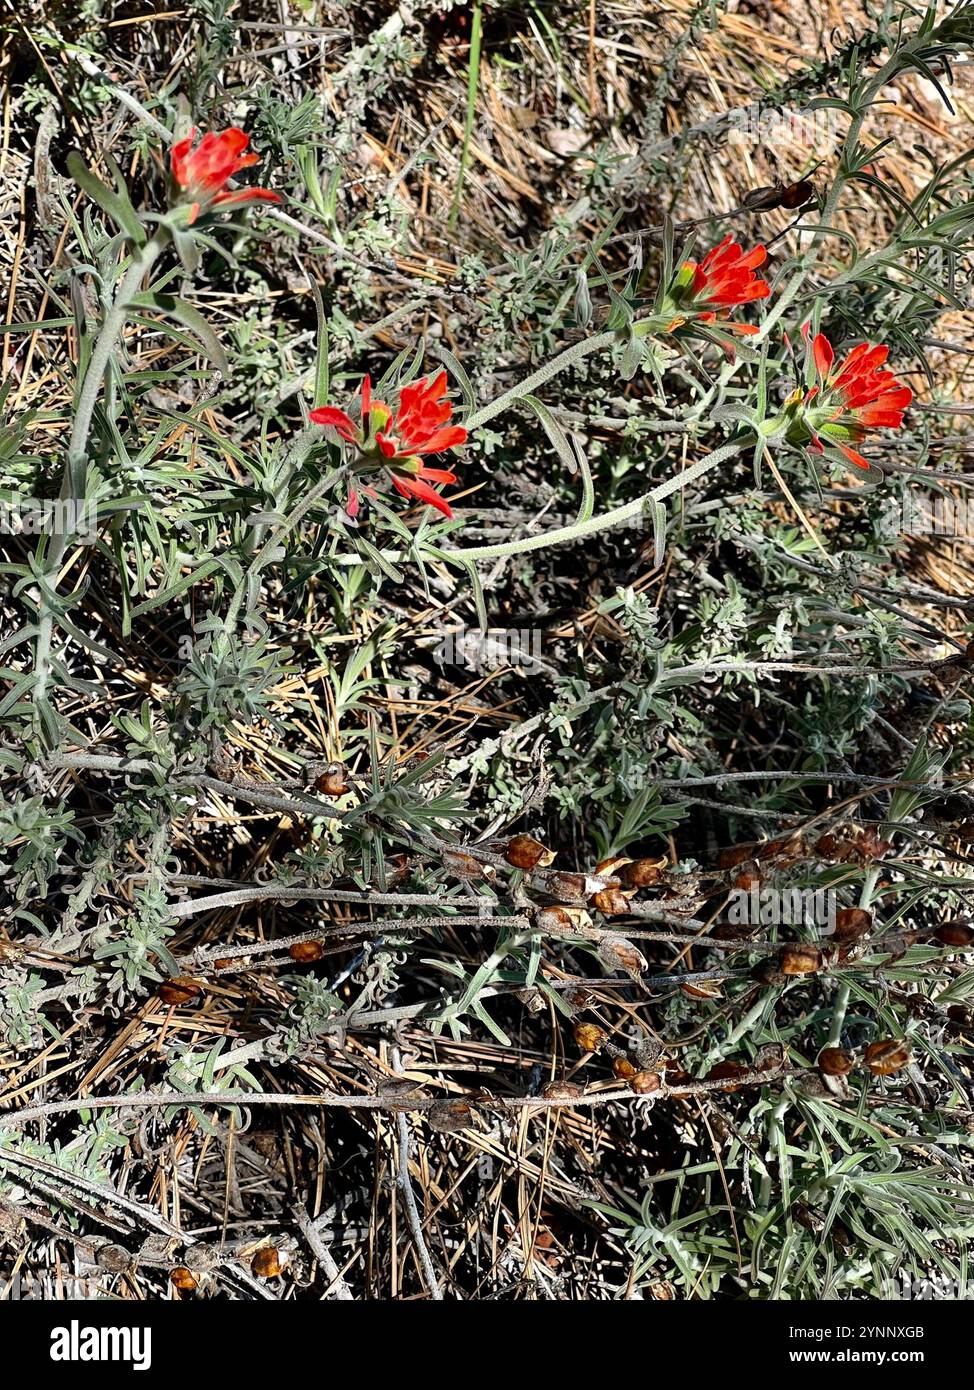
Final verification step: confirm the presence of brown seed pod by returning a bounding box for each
[815,832,843,860]
[795,1072,833,1099]
[832,907,873,944]
[533,905,577,936]
[947,1004,971,1028]
[752,958,787,987]
[732,861,762,891]
[315,764,349,797]
[595,856,631,879]
[441,848,486,881]
[505,834,555,870]
[936,921,974,948]
[612,1057,638,1080]
[856,826,891,861]
[712,921,754,941]
[591,887,631,915]
[779,945,823,976]
[660,1059,691,1087]
[864,1039,911,1075]
[546,871,589,902]
[755,1043,785,1072]
[158,977,202,1007]
[540,1081,582,1101]
[619,857,667,888]
[633,1037,663,1068]
[573,1022,607,1053]
[707,1060,749,1092]
[96,1244,135,1273]
[818,1046,854,1077]
[427,1100,473,1132]
[170,1266,199,1292]
[630,1070,661,1095]
[289,939,324,964]
[251,1246,282,1279]
[680,978,722,1000]
[598,934,646,978]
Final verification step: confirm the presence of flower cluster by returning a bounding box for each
[671,235,772,331]
[310,370,467,518]
[798,329,913,470]
[160,130,912,512]
[169,128,281,225]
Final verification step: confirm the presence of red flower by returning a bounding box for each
[170,128,282,225]
[802,329,912,469]
[310,370,467,518]
[672,236,771,335]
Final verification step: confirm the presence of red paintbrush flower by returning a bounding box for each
[170,128,282,225]
[670,235,771,334]
[801,328,912,469]
[310,370,467,518]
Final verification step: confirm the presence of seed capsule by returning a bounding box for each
[755,1043,785,1072]
[442,848,486,880]
[547,871,589,902]
[936,921,974,948]
[170,1266,198,1292]
[661,1059,690,1086]
[289,940,324,963]
[732,861,761,891]
[540,1081,582,1101]
[613,1057,638,1080]
[573,1022,607,1053]
[818,1047,854,1076]
[158,977,202,1006]
[833,907,872,944]
[779,945,823,976]
[598,934,646,978]
[864,1040,910,1075]
[315,764,349,797]
[752,958,787,986]
[595,856,631,879]
[97,1244,134,1273]
[505,834,555,870]
[251,1246,282,1278]
[630,1070,661,1095]
[427,1100,473,1132]
[619,857,667,888]
[707,1060,749,1092]
[591,887,631,915]
[534,905,577,935]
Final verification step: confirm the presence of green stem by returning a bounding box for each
[449,0,483,232]
[465,331,617,431]
[448,436,747,564]
[33,230,166,734]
